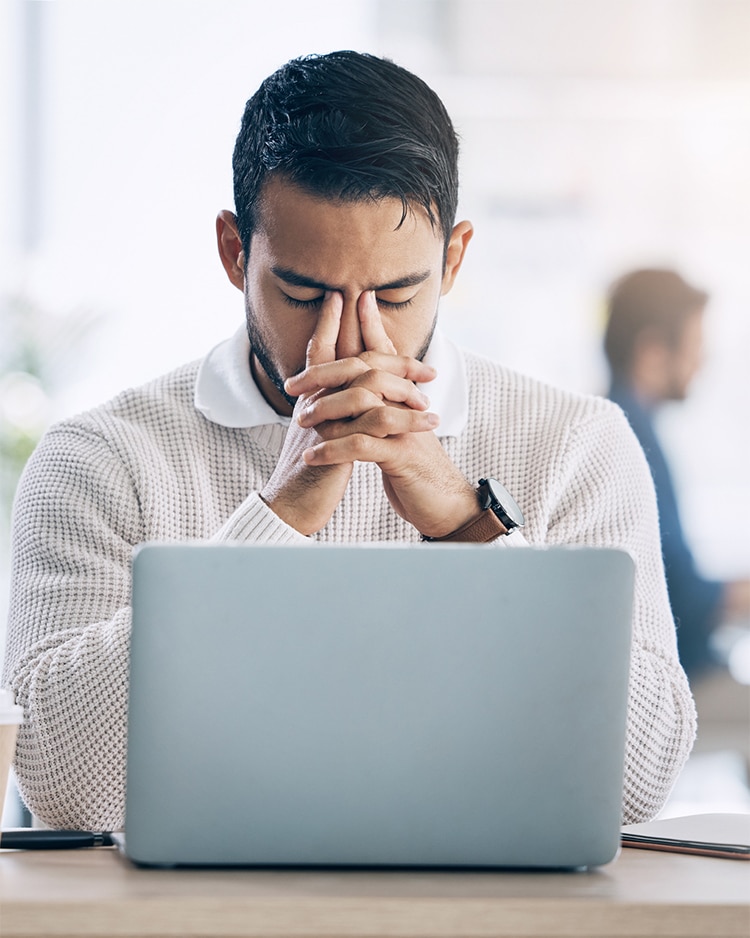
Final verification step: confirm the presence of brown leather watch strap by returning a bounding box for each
[422,508,508,543]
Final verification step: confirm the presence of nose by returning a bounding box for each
[335,292,365,360]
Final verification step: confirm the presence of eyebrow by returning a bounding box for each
[270,265,432,293]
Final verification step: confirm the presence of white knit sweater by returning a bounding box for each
[3,338,695,830]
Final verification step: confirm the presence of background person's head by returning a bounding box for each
[604,268,708,404]
[231,50,460,261]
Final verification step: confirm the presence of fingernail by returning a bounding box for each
[426,412,440,427]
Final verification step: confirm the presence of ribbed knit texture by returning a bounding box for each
[3,350,695,830]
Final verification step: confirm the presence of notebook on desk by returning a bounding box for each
[123,543,634,870]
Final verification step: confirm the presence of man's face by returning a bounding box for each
[241,177,460,415]
[664,310,705,401]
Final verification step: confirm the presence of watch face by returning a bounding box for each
[485,478,525,529]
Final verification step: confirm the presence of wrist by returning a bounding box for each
[259,490,323,537]
[421,507,508,543]
[421,477,524,544]
[416,486,483,541]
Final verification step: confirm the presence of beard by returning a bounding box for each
[245,305,299,411]
[245,302,439,411]
[414,313,438,367]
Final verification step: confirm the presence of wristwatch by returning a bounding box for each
[422,478,525,543]
[477,477,525,532]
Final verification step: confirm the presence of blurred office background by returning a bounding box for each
[1,0,748,821]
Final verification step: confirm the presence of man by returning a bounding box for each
[605,268,750,676]
[4,52,694,831]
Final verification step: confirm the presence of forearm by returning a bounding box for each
[622,643,696,823]
[9,611,132,830]
[212,490,311,544]
[7,492,307,829]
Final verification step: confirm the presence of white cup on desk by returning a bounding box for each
[0,688,23,812]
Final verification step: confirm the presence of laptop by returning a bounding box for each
[123,543,634,869]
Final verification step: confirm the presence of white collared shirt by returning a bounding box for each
[194,325,469,437]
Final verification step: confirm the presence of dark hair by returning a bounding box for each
[232,51,460,256]
[603,268,708,379]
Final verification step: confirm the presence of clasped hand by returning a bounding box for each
[260,290,480,537]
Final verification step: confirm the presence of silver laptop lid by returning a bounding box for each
[125,544,633,869]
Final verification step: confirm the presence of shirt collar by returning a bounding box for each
[194,324,468,437]
[194,326,290,429]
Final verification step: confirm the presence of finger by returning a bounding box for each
[298,386,384,428]
[302,417,439,465]
[359,290,397,354]
[304,291,343,368]
[349,368,431,410]
[297,378,430,429]
[321,404,440,440]
[287,352,436,396]
[358,349,436,384]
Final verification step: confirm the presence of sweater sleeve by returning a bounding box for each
[3,422,305,830]
[4,424,140,829]
[547,404,696,823]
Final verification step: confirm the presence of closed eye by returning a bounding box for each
[377,296,415,311]
[282,294,324,310]
[282,294,416,311]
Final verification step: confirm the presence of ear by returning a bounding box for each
[216,210,246,291]
[440,220,474,296]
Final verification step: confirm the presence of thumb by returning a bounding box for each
[359,290,397,355]
[306,291,343,367]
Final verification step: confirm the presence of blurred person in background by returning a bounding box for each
[604,268,750,678]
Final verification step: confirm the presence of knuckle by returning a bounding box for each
[352,433,377,457]
[378,407,401,433]
[351,385,379,410]
[360,406,399,438]
[349,358,370,379]
[350,372,385,400]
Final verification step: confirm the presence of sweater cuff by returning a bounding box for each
[489,529,529,548]
[212,491,310,545]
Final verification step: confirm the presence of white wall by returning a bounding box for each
[2,0,377,410]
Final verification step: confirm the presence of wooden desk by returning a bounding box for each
[1,844,748,937]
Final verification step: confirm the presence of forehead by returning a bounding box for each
[253,177,443,286]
